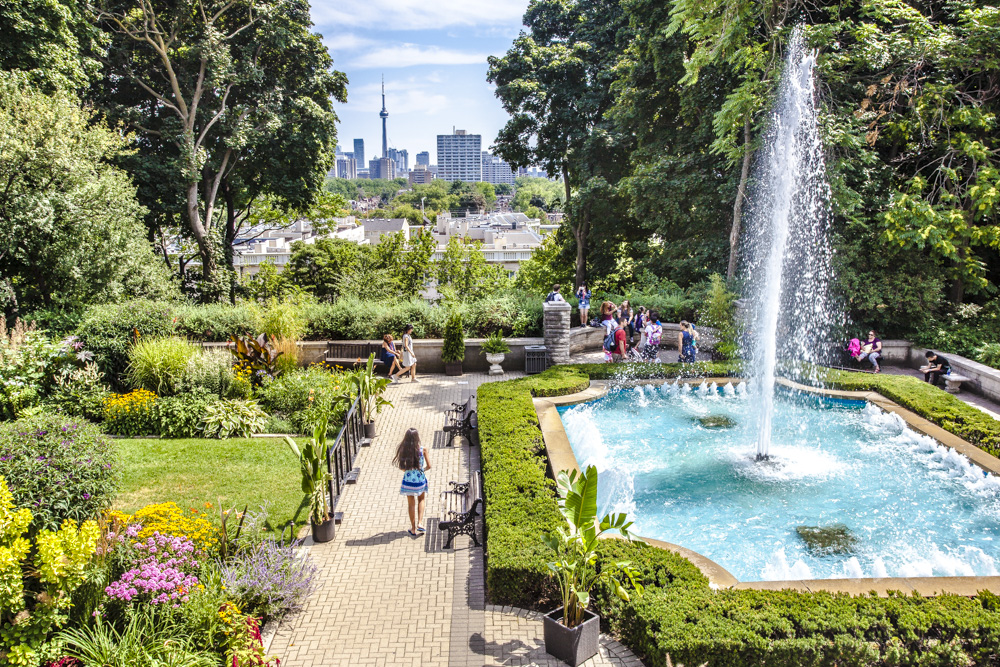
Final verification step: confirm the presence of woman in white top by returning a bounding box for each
[393,324,418,383]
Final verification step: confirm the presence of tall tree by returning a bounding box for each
[91,0,347,300]
[488,0,633,286]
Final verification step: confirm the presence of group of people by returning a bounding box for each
[849,330,951,385]
[544,283,701,364]
[381,325,418,383]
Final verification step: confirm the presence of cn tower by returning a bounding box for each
[380,75,389,159]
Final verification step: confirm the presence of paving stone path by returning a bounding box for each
[269,371,644,667]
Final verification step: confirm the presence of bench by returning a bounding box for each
[444,396,477,446]
[439,470,482,548]
[325,342,386,372]
[945,373,971,394]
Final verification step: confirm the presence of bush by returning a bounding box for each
[202,399,268,439]
[442,310,465,363]
[0,320,80,420]
[696,273,739,359]
[479,365,1000,667]
[103,389,158,437]
[113,501,219,552]
[127,336,198,395]
[173,302,258,342]
[153,391,212,438]
[258,366,348,434]
[0,415,118,531]
[221,539,318,621]
[256,298,307,340]
[178,348,237,398]
[76,300,176,385]
[47,362,110,422]
[978,342,1000,369]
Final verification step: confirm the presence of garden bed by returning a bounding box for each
[479,364,1000,666]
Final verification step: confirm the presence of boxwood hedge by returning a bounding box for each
[479,364,1000,666]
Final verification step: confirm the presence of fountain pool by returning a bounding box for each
[558,383,1000,581]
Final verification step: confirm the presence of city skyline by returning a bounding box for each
[311,0,530,166]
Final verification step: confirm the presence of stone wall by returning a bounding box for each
[543,301,572,365]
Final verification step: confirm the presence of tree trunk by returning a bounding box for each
[727,119,753,281]
[223,184,238,304]
[573,203,590,289]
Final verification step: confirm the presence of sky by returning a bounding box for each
[310,0,531,168]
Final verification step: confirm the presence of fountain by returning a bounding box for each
[742,27,835,460]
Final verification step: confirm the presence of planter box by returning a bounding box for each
[444,361,463,376]
[543,607,600,666]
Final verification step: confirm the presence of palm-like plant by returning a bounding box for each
[542,465,644,628]
[345,354,393,423]
[284,414,332,525]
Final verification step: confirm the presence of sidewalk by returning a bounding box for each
[269,371,643,667]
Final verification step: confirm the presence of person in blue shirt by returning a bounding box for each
[575,283,592,327]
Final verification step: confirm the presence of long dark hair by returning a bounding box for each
[393,429,422,470]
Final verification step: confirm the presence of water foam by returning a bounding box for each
[762,548,813,580]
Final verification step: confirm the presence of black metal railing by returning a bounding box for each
[325,394,365,515]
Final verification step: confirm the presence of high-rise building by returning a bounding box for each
[482,152,516,185]
[416,151,430,167]
[353,139,365,169]
[437,129,482,182]
[368,157,396,180]
[387,148,409,174]
[379,76,389,159]
[336,156,357,179]
[409,164,434,185]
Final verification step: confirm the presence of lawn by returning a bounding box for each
[115,437,308,538]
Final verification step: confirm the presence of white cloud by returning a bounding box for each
[346,76,452,116]
[350,44,489,69]
[311,0,528,31]
[322,33,375,53]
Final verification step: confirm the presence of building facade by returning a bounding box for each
[353,139,365,169]
[481,152,516,185]
[409,165,435,185]
[437,130,482,182]
[368,157,396,180]
[387,147,409,174]
[416,151,430,166]
[336,156,357,179]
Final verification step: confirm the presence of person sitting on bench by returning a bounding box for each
[853,330,882,373]
[921,350,950,386]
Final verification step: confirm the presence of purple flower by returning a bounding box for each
[82,493,91,500]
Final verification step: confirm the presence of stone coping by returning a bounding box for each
[534,378,1000,596]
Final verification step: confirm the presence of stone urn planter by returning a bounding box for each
[485,352,506,375]
[543,607,600,666]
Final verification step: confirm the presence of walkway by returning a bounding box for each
[881,365,1000,420]
[269,371,644,667]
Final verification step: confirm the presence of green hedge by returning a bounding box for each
[480,364,1000,666]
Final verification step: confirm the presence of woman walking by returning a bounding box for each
[394,428,432,536]
[382,334,402,381]
[394,324,418,383]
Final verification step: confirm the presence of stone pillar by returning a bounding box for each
[543,300,572,365]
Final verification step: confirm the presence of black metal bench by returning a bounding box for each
[439,470,482,548]
[325,342,387,372]
[443,396,477,446]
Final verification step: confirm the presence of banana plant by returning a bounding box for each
[284,414,331,525]
[345,354,393,423]
[542,465,644,628]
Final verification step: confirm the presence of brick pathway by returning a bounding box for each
[269,371,644,667]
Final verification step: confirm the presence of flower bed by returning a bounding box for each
[479,364,1000,666]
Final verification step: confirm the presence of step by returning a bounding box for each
[334,511,344,525]
[361,437,373,447]
[345,467,361,484]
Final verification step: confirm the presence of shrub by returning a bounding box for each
[273,337,300,376]
[127,336,198,395]
[152,391,212,438]
[178,348,237,398]
[47,362,110,422]
[0,320,80,420]
[113,502,219,551]
[258,366,347,433]
[0,476,100,666]
[255,298,306,340]
[221,540,318,621]
[479,365,1000,667]
[0,415,118,531]
[75,300,176,386]
[202,399,268,439]
[103,389,158,437]
[976,342,1000,370]
[697,273,739,359]
[104,532,201,607]
[442,310,465,363]
[174,302,258,342]
[263,413,297,434]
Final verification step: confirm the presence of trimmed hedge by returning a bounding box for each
[480,364,1000,666]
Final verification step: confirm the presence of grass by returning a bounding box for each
[115,437,308,538]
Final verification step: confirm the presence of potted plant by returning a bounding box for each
[542,465,643,666]
[346,353,393,439]
[284,415,335,543]
[442,310,466,376]
[481,331,510,376]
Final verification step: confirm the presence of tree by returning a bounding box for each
[0,0,102,93]
[0,74,177,318]
[91,0,347,300]
[488,0,634,285]
[284,239,364,302]
[436,237,510,299]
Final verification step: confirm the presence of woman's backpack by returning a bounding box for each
[603,329,617,352]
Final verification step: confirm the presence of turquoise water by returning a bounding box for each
[557,382,1000,581]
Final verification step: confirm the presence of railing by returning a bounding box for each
[325,394,366,518]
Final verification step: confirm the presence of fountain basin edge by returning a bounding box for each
[534,378,1000,594]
